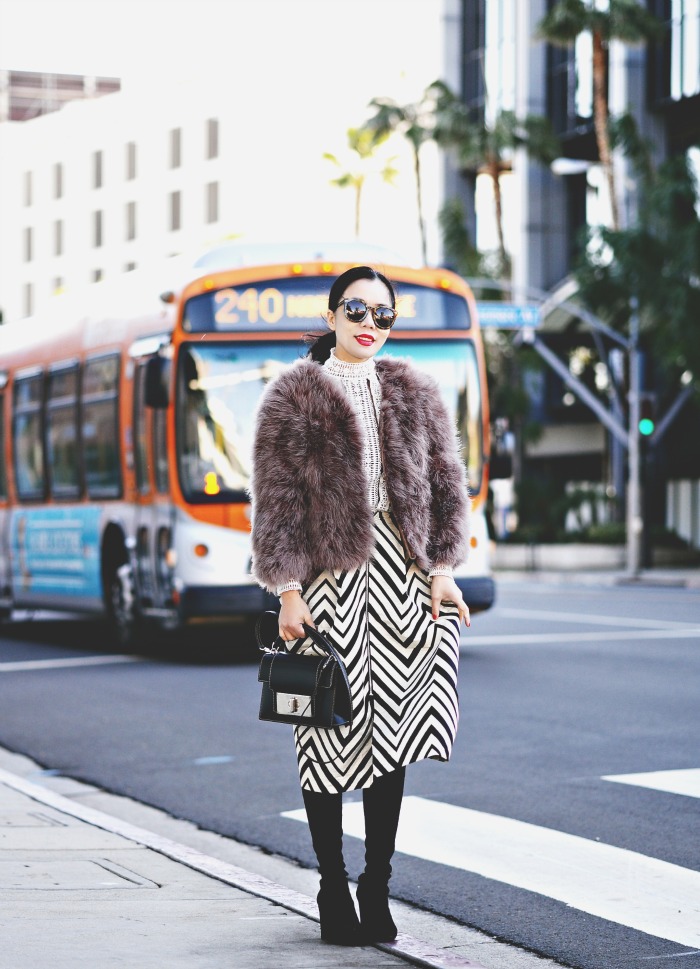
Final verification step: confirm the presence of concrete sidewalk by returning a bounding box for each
[0,748,558,969]
[493,565,700,589]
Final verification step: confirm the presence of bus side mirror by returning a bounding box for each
[145,354,171,408]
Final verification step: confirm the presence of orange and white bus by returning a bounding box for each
[0,243,495,645]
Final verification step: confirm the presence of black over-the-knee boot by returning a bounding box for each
[357,766,406,942]
[302,788,363,946]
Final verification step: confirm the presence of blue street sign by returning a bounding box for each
[476,302,541,328]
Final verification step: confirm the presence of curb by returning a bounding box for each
[0,766,488,969]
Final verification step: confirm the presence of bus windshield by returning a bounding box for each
[176,341,482,503]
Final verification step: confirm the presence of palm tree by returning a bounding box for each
[537,0,662,230]
[323,128,398,238]
[429,80,560,277]
[361,95,434,265]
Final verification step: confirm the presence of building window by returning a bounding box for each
[484,0,516,119]
[82,354,121,497]
[205,181,219,223]
[13,370,45,499]
[170,128,182,168]
[24,227,33,262]
[671,0,700,99]
[126,201,136,241]
[52,276,64,293]
[92,268,104,282]
[23,283,33,317]
[93,150,103,188]
[574,30,594,119]
[124,261,137,272]
[206,118,219,159]
[462,0,486,117]
[93,210,103,247]
[54,219,63,257]
[169,190,182,231]
[24,171,32,206]
[54,162,63,199]
[126,141,137,180]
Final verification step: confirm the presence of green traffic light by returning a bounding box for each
[639,417,655,436]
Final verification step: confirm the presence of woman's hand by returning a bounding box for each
[278,590,316,642]
[431,575,471,628]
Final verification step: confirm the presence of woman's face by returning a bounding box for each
[326,277,393,364]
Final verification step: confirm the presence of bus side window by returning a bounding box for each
[82,353,121,498]
[47,363,81,499]
[152,408,169,494]
[0,392,6,500]
[12,371,46,501]
[133,361,150,495]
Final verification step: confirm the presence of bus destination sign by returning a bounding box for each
[183,276,470,332]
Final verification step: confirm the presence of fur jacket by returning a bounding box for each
[250,355,471,593]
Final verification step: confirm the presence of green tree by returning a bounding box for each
[537,0,663,231]
[323,127,397,238]
[361,94,434,265]
[429,80,560,277]
[575,127,700,382]
[439,197,482,277]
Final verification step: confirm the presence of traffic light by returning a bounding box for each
[638,394,656,436]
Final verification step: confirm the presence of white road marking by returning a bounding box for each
[602,768,700,799]
[496,607,700,631]
[0,655,142,673]
[460,627,700,647]
[283,796,700,947]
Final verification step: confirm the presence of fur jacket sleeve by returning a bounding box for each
[250,355,470,593]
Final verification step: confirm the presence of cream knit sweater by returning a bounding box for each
[276,349,452,596]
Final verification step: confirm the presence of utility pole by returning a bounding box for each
[626,298,642,576]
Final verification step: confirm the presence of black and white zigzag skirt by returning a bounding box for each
[292,510,461,793]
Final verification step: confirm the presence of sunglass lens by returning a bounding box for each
[374,306,397,329]
[344,299,368,322]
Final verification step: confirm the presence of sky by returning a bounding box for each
[0,0,443,96]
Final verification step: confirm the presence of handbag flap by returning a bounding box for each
[259,651,335,695]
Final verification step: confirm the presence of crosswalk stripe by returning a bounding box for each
[459,627,700,647]
[602,768,700,799]
[282,795,700,947]
[0,655,142,673]
[496,607,700,631]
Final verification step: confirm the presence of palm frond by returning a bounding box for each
[536,0,588,46]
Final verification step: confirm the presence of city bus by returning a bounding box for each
[0,243,495,646]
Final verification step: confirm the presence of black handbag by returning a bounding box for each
[256,611,352,729]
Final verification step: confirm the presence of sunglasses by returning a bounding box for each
[336,297,398,330]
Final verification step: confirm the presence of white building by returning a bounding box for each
[0,50,447,325]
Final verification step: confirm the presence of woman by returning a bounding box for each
[251,266,471,946]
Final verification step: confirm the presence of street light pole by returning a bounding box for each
[627,297,642,576]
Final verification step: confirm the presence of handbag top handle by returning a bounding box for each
[255,610,341,663]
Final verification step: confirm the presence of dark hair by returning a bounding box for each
[304,266,397,363]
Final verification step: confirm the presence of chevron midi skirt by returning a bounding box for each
[293,510,461,793]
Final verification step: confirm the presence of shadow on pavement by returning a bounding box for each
[0,612,261,667]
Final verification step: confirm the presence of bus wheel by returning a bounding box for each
[106,562,139,648]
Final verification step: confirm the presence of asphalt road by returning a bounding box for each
[1,580,699,969]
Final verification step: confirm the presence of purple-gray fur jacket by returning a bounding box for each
[250,355,471,593]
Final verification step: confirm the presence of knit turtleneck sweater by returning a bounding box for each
[323,348,391,514]
[275,348,452,596]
